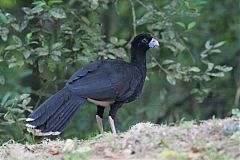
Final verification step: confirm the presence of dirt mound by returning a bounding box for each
[0,118,239,160]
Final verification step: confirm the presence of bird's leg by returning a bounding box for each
[96,115,104,134]
[109,103,122,134]
[96,106,105,134]
[108,116,116,134]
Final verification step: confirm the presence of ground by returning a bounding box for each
[0,118,239,160]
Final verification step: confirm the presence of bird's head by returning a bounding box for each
[131,33,160,51]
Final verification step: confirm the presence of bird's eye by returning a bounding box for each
[141,38,148,44]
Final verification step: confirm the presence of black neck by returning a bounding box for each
[130,47,147,72]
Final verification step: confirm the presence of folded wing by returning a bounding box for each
[66,60,132,101]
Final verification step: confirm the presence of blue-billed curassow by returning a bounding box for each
[26,33,160,136]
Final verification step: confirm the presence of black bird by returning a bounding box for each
[26,33,159,136]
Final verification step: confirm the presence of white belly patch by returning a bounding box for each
[87,98,114,107]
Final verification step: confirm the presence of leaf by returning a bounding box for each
[232,108,240,118]
[187,21,196,30]
[13,35,22,47]
[214,65,233,72]
[11,23,20,31]
[22,98,31,106]
[31,6,44,14]
[11,108,24,113]
[26,32,32,43]
[17,118,27,122]
[48,0,63,6]
[5,13,16,23]
[147,62,157,69]
[35,47,49,56]
[189,67,201,72]
[176,22,186,29]
[165,45,177,53]
[167,31,175,39]
[80,16,90,25]
[18,94,30,101]
[52,50,61,56]
[38,59,45,73]
[214,41,225,48]
[22,7,31,14]
[90,0,99,10]
[136,12,155,26]
[205,40,212,50]
[173,41,185,52]
[162,59,174,65]
[20,19,28,31]
[52,42,63,50]
[166,74,176,85]
[1,93,11,106]
[50,8,66,19]
[202,75,211,81]
[1,120,15,125]
[0,27,9,41]
[118,39,127,45]
[51,54,60,61]
[210,49,221,54]
[107,54,115,59]
[23,50,31,59]
[207,62,214,71]
[0,74,5,85]
[5,45,18,51]
[110,37,118,45]
[0,9,7,23]
[207,72,224,77]
[32,1,47,8]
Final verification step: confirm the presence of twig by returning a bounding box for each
[129,0,136,36]
[126,0,137,47]
[234,87,240,106]
[150,54,169,74]
[175,31,196,64]
[135,0,150,10]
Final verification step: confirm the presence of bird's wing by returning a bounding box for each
[66,60,132,101]
[67,60,102,84]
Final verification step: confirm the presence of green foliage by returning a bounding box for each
[0,93,32,144]
[135,0,232,102]
[231,108,240,118]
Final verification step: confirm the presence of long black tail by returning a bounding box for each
[26,87,85,136]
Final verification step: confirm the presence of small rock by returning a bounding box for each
[63,139,74,151]
[77,146,91,153]
[221,124,240,136]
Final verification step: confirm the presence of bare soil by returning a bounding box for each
[0,118,239,160]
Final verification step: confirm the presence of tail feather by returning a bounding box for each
[26,87,86,136]
[58,107,81,132]
[43,101,79,132]
[50,101,83,132]
[35,101,73,132]
[44,101,73,130]
[27,88,69,126]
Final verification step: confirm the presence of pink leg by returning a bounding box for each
[96,115,104,134]
[108,116,116,134]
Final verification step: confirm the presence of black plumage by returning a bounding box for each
[26,33,159,136]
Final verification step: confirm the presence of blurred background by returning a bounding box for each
[0,0,239,144]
